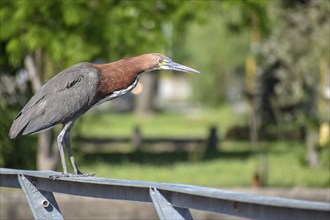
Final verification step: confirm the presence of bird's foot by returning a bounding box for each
[74,170,95,177]
[49,172,95,180]
[49,173,70,180]
[74,172,95,178]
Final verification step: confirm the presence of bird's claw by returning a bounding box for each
[75,173,95,178]
[49,172,95,180]
[49,173,69,180]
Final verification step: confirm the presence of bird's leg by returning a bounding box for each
[56,124,70,175]
[50,124,71,179]
[63,121,94,177]
[50,121,94,179]
[62,122,81,175]
[66,143,81,175]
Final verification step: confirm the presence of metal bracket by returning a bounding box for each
[150,187,193,220]
[18,174,63,220]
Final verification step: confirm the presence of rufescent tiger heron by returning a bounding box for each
[9,53,200,178]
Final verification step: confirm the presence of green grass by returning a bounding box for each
[266,143,329,187]
[71,106,329,188]
[76,141,329,188]
[80,159,256,187]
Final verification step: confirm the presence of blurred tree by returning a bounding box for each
[258,0,329,134]
[257,0,329,166]
[184,0,268,106]
[134,0,208,115]
[0,0,206,170]
[182,0,329,177]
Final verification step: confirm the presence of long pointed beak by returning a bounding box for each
[165,61,200,74]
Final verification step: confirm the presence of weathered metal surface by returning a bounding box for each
[150,187,192,220]
[1,168,329,220]
[18,174,63,220]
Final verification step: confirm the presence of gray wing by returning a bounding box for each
[9,62,100,139]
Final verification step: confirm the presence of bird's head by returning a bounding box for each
[143,53,200,74]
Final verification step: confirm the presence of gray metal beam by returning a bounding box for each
[1,168,329,220]
[18,174,63,220]
[150,187,193,220]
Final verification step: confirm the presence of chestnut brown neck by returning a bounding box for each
[92,54,157,103]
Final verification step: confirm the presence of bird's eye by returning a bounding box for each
[157,59,165,64]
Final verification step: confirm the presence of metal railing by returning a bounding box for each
[0,168,329,220]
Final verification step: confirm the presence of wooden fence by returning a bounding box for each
[76,126,219,155]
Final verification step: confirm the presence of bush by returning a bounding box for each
[0,98,36,169]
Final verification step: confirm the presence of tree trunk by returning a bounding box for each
[135,72,159,116]
[24,53,59,171]
[306,128,319,168]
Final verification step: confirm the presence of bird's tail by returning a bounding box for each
[9,112,28,139]
[9,105,57,139]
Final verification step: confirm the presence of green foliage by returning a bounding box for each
[257,1,329,128]
[0,99,13,167]
[0,0,207,68]
[222,0,270,37]
[0,98,36,169]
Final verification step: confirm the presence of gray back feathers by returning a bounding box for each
[9,63,100,138]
